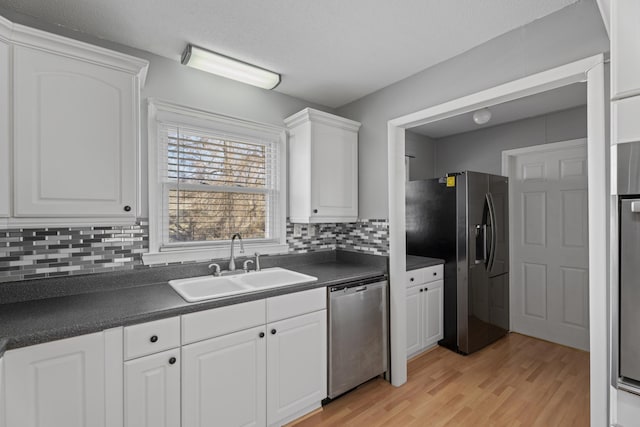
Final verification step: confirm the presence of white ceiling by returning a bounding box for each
[410,82,587,139]
[0,0,579,108]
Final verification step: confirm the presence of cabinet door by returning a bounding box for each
[422,282,444,349]
[0,39,9,218]
[310,123,358,221]
[13,45,136,217]
[4,332,106,427]
[406,286,422,358]
[182,325,266,427]
[267,310,326,425]
[124,349,180,427]
[612,0,640,99]
[0,357,5,427]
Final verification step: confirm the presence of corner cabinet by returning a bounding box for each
[406,265,444,359]
[285,108,360,223]
[0,17,148,224]
[3,329,124,427]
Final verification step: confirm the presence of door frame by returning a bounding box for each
[502,137,588,345]
[387,54,607,425]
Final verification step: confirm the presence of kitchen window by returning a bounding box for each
[144,100,287,264]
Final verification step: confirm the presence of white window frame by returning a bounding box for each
[144,99,288,265]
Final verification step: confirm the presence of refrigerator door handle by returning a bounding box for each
[486,193,497,272]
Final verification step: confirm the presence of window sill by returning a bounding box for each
[142,243,290,266]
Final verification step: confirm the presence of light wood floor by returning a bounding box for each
[291,333,589,426]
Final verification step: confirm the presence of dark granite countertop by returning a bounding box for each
[406,255,445,271]
[0,251,387,356]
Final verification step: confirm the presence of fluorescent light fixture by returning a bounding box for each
[181,44,281,90]
[472,108,492,125]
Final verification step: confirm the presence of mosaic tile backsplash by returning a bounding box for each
[0,222,148,283]
[0,218,388,283]
[286,219,389,256]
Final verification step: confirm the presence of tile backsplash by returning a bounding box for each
[286,219,389,256]
[0,218,389,283]
[0,222,148,283]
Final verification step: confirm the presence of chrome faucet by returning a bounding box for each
[228,233,245,271]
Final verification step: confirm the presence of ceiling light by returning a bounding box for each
[181,44,281,90]
[472,108,492,125]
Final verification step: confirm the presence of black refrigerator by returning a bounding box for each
[406,171,509,354]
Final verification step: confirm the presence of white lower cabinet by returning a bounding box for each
[124,348,181,427]
[267,310,327,426]
[182,325,267,427]
[406,286,422,357]
[406,265,444,359]
[180,288,327,427]
[3,330,122,427]
[2,288,327,427]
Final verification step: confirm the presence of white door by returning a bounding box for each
[124,349,180,427]
[507,139,589,350]
[4,333,106,427]
[267,310,326,425]
[181,325,266,427]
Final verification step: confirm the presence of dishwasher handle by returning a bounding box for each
[329,280,387,297]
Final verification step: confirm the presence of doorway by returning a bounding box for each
[386,54,607,424]
[503,139,589,351]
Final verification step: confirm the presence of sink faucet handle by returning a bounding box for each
[208,263,221,276]
[254,252,261,272]
[243,259,254,272]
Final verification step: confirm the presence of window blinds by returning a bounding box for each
[158,123,278,245]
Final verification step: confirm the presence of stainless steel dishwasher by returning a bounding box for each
[328,276,388,399]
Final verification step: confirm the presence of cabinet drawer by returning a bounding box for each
[614,97,640,144]
[405,270,424,287]
[423,265,443,283]
[124,317,180,361]
[182,299,266,345]
[267,287,326,323]
[406,264,443,287]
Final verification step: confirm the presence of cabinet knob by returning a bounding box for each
[420,288,423,292]
[433,272,437,276]
[169,357,176,365]
[259,332,265,338]
[410,277,414,282]
[313,209,318,214]
[150,335,158,343]
[124,205,132,212]
[425,287,429,291]
[271,329,277,335]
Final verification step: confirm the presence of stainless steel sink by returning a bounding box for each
[169,267,318,302]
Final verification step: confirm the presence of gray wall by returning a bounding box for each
[434,105,587,176]
[0,7,334,217]
[405,130,436,180]
[336,0,609,219]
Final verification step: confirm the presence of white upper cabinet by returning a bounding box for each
[611,0,640,100]
[0,21,10,218]
[285,108,360,223]
[0,17,148,223]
